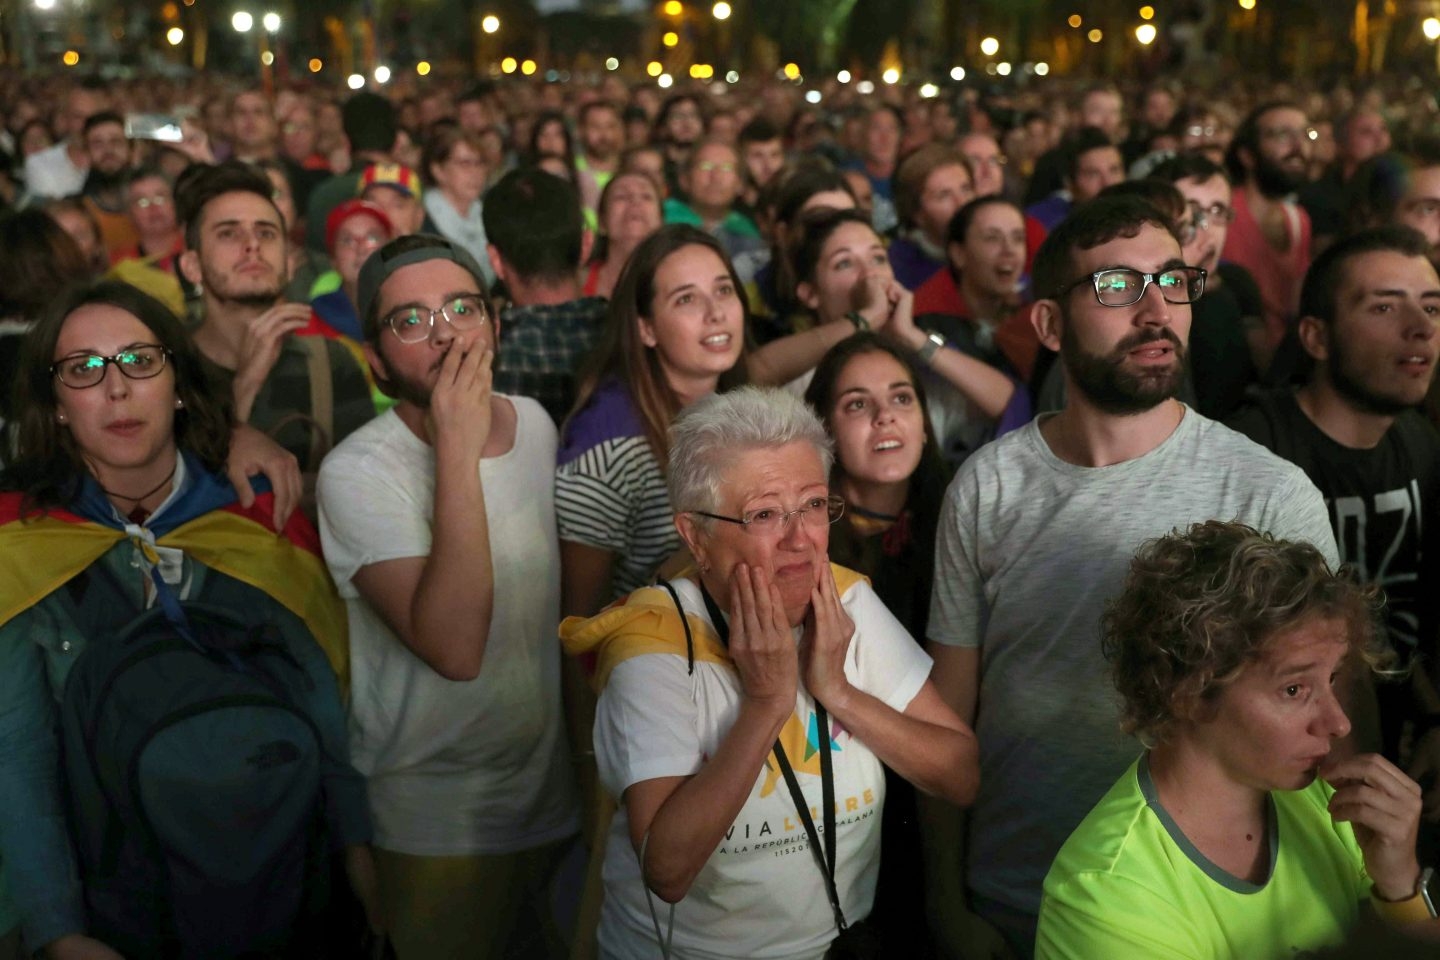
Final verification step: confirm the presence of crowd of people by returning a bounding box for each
[1,59,1440,959]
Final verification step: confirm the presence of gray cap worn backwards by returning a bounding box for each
[356,234,491,340]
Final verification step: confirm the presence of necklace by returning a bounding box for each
[847,503,902,523]
[101,460,178,505]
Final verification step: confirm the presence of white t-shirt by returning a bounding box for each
[927,407,1339,916]
[317,396,577,855]
[594,575,932,960]
[23,141,86,200]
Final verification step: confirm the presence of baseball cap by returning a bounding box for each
[358,162,423,200]
[356,234,492,340]
[325,199,394,254]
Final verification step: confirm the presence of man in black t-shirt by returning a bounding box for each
[1229,227,1440,831]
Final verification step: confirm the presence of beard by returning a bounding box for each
[1253,152,1306,198]
[200,264,284,310]
[1061,323,1187,415]
[378,365,432,409]
[1328,344,1420,417]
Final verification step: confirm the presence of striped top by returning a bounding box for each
[556,378,679,601]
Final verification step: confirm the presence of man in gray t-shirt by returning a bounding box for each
[923,196,1338,959]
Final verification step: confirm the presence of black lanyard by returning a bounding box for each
[697,582,848,934]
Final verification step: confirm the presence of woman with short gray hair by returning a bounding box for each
[562,385,979,959]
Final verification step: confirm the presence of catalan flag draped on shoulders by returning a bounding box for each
[0,450,348,692]
[558,565,938,959]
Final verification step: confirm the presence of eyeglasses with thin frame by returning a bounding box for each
[690,495,845,535]
[1057,266,1207,307]
[383,294,490,344]
[52,344,171,389]
[1189,201,1236,230]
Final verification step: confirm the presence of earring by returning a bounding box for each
[56,412,66,424]
[175,397,184,409]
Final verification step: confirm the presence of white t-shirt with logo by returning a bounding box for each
[318,397,577,856]
[594,575,932,960]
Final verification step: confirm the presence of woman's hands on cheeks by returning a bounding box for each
[728,562,798,720]
[801,557,856,711]
[1323,753,1423,901]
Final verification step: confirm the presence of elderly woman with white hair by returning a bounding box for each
[561,386,979,960]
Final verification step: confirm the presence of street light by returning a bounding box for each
[482,15,500,33]
[167,27,185,45]
[980,37,999,56]
[950,66,966,81]
[232,11,253,32]
[1426,17,1440,41]
[712,1,731,19]
[347,73,365,89]
[34,0,57,9]
[1135,23,1157,44]
[374,65,391,84]
[262,11,281,33]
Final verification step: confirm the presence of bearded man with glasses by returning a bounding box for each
[316,234,579,959]
[922,195,1340,960]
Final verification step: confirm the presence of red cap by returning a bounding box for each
[325,199,394,254]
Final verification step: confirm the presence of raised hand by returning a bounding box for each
[728,562,798,718]
[849,272,895,332]
[800,557,856,709]
[225,423,302,530]
[426,343,494,462]
[232,303,313,418]
[1323,752,1423,901]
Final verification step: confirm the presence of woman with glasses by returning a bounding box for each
[422,125,494,275]
[561,386,978,960]
[306,198,394,343]
[0,282,378,958]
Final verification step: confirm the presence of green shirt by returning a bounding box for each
[1037,756,1368,960]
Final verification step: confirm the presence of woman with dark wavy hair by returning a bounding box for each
[1037,520,1433,959]
[0,281,379,958]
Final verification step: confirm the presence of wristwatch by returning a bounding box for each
[1372,866,1437,922]
[844,311,870,333]
[917,330,948,365]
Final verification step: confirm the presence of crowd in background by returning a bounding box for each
[1,59,1440,960]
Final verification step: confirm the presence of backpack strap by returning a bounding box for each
[300,335,334,473]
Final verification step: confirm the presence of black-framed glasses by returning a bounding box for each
[691,495,845,535]
[1057,266,1206,307]
[384,294,490,344]
[52,344,171,389]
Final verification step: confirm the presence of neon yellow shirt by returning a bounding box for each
[1037,756,1368,960]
